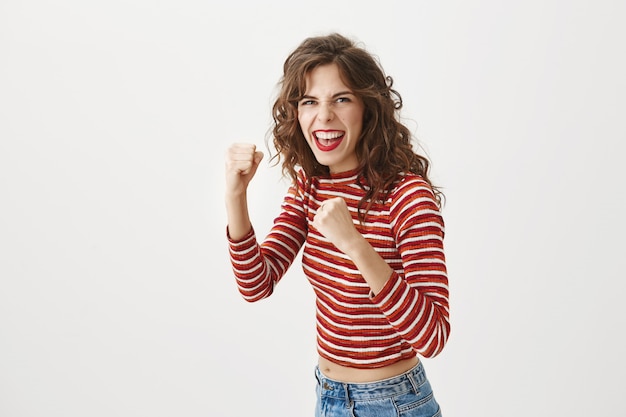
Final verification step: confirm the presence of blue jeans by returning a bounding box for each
[314,362,441,417]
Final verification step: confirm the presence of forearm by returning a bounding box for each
[225,192,252,241]
[344,236,394,296]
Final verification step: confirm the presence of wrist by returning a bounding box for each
[225,189,247,206]
[342,234,371,260]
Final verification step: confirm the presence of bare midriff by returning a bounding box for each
[318,355,419,383]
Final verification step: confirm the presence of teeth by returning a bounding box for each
[315,131,343,140]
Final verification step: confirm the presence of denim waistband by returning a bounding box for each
[315,361,426,401]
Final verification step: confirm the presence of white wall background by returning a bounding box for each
[1,1,625,416]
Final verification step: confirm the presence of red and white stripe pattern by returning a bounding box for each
[228,169,449,368]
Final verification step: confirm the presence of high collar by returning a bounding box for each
[320,167,363,184]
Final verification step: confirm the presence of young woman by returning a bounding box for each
[225,33,449,417]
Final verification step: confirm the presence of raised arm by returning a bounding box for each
[224,143,264,240]
[225,150,308,302]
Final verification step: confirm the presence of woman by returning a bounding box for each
[225,33,449,417]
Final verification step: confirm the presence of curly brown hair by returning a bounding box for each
[270,33,442,216]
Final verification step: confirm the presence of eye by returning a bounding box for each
[299,99,316,106]
[336,97,351,103]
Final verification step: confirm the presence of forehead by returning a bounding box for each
[303,63,352,94]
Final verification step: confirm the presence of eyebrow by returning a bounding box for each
[300,91,355,100]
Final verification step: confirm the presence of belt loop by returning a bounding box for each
[342,383,352,409]
[407,371,420,394]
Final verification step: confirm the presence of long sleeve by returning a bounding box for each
[371,178,450,358]
[228,181,308,302]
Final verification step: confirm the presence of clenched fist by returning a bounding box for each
[225,143,264,197]
[312,197,363,255]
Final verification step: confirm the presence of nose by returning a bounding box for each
[317,102,334,122]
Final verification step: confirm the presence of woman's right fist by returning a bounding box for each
[225,143,264,195]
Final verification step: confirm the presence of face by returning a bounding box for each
[297,63,365,173]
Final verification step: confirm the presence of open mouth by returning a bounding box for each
[314,130,344,151]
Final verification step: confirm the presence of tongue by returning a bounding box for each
[316,136,343,152]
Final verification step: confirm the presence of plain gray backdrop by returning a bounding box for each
[1,0,625,416]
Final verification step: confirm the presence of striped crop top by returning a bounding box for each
[228,169,450,368]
